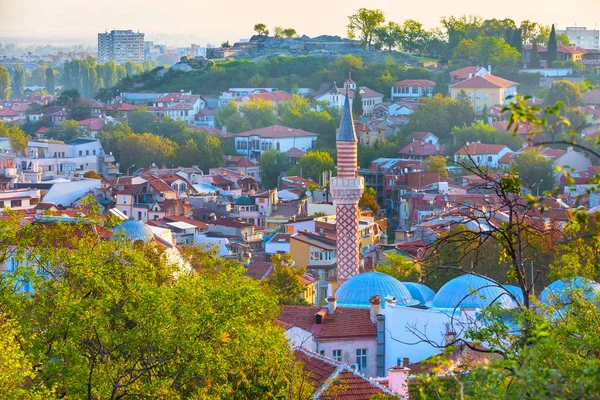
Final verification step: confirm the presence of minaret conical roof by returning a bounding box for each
[337,92,357,142]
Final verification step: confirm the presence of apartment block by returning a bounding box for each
[98,30,145,64]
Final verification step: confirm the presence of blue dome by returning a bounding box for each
[401,282,435,305]
[112,219,154,242]
[429,274,516,310]
[235,196,253,205]
[503,285,524,303]
[540,277,600,305]
[336,272,419,308]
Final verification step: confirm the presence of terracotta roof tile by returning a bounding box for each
[450,74,518,89]
[317,307,377,340]
[393,79,435,87]
[449,66,485,79]
[455,143,509,155]
[236,125,319,138]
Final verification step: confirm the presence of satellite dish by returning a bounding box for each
[305,190,312,197]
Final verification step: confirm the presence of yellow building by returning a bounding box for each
[449,73,518,114]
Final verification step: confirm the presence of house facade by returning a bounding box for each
[449,73,518,113]
[454,143,513,168]
[391,80,435,100]
[233,125,318,160]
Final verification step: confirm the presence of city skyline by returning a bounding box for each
[1,0,599,47]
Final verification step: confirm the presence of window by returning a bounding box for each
[79,150,83,156]
[319,350,325,356]
[93,150,96,155]
[476,93,481,99]
[333,350,342,362]
[30,198,38,206]
[356,349,367,371]
[0,200,4,207]
[86,150,89,156]
[11,200,22,208]
[411,87,418,94]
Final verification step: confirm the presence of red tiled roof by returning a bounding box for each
[236,125,319,138]
[224,155,257,168]
[293,348,395,400]
[455,143,508,155]
[317,307,377,340]
[285,147,306,158]
[450,74,518,89]
[36,126,49,134]
[245,261,273,280]
[279,305,322,331]
[338,86,384,99]
[106,103,137,112]
[583,89,600,105]
[408,132,436,141]
[393,79,435,87]
[77,118,105,131]
[398,142,444,157]
[491,121,534,136]
[0,108,19,117]
[449,66,485,79]
[148,179,175,193]
[536,44,587,55]
[11,103,30,112]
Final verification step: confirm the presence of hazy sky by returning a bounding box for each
[1,0,599,46]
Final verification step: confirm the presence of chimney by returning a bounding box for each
[468,73,472,79]
[403,357,410,367]
[369,295,381,324]
[567,146,573,152]
[488,64,491,74]
[387,366,410,397]
[435,143,440,152]
[327,295,337,314]
[384,295,397,307]
[222,125,227,134]
[444,331,457,346]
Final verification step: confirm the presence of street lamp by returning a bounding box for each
[127,164,135,176]
[537,179,544,197]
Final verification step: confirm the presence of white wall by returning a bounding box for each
[318,338,378,377]
[43,179,102,206]
[285,327,317,352]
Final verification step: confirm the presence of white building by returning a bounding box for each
[17,138,117,178]
[219,88,276,106]
[558,27,600,50]
[147,92,205,124]
[98,30,145,64]
[234,125,318,160]
[315,79,384,117]
[454,142,513,168]
[391,80,435,100]
[0,188,41,210]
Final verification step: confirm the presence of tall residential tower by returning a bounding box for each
[98,30,145,64]
[331,92,364,288]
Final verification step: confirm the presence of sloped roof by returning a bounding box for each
[449,66,485,79]
[236,125,319,138]
[393,79,435,87]
[294,348,398,399]
[398,142,444,157]
[0,108,19,117]
[455,143,509,156]
[450,74,518,89]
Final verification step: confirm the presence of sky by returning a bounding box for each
[1,0,599,46]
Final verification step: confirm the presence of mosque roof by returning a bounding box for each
[235,195,253,205]
[539,277,600,306]
[401,282,435,305]
[112,218,155,242]
[336,272,418,308]
[429,274,516,310]
[503,284,524,303]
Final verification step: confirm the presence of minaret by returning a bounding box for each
[331,91,364,288]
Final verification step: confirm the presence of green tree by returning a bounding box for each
[127,107,158,134]
[11,64,24,99]
[45,66,56,94]
[424,155,448,179]
[398,19,429,54]
[374,21,402,51]
[253,23,269,36]
[547,24,558,65]
[375,252,421,281]
[124,61,143,77]
[352,85,363,117]
[83,170,101,179]
[239,99,278,129]
[97,121,132,161]
[260,149,290,189]
[214,101,238,130]
[407,94,474,142]
[529,42,541,68]
[50,119,81,141]
[557,32,570,46]
[117,133,177,170]
[291,151,335,183]
[264,253,308,306]
[359,186,380,212]
[347,8,386,49]
[0,122,30,153]
[513,150,555,193]
[0,218,295,399]
[282,28,297,38]
[27,65,49,86]
[544,80,583,107]
[273,26,284,38]
[481,103,489,122]
[433,71,449,96]
[452,121,523,152]
[176,139,201,167]
[0,65,11,100]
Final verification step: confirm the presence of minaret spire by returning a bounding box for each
[331,93,364,288]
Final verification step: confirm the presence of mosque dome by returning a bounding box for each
[540,277,600,305]
[112,218,154,242]
[401,282,435,305]
[429,274,516,310]
[503,285,524,303]
[336,272,419,308]
[235,196,253,206]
